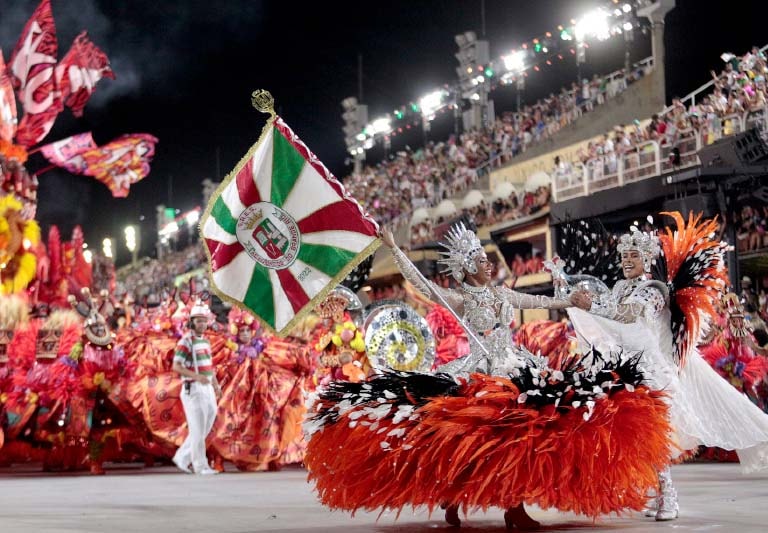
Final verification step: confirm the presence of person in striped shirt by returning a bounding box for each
[171,303,222,475]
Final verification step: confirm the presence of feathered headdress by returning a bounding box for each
[723,293,745,318]
[228,306,257,336]
[315,286,360,322]
[438,222,483,281]
[68,287,114,346]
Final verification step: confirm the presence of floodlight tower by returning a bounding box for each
[455,31,493,131]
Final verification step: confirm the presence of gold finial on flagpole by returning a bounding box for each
[251,89,275,117]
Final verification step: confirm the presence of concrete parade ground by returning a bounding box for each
[0,462,766,532]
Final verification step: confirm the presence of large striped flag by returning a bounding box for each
[201,97,380,335]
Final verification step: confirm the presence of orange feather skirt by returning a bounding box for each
[305,362,671,519]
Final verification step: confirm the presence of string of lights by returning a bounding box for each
[345,0,649,156]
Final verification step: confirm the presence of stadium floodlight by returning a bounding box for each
[370,116,392,135]
[124,226,136,252]
[102,237,114,259]
[341,95,368,163]
[185,210,199,226]
[125,225,140,265]
[159,221,179,238]
[575,9,610,42]
[503,50,526,72]
[420,90,446,120]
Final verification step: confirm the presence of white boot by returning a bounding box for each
[642,489,657,517]
[655,467,679,521]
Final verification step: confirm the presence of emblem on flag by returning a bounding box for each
[201,90,380,335]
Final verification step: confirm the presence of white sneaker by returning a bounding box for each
[172,456,192,474]
[197,467,219,475]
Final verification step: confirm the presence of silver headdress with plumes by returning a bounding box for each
[438,222,483,281]
[617,229,660,272]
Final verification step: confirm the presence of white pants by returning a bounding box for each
[175,381,217,472]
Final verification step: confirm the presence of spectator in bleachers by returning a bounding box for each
[348,64,648,230]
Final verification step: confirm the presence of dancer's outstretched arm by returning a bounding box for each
[381,229,464,314]
[575,280,665,324]
[496,285,572,310]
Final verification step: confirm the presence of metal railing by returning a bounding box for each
[552,106,768,202]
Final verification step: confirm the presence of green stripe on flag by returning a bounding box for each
[270,127,306,207]
[211,196,238,235]
[297,243,357,277]
[242,263,275,327]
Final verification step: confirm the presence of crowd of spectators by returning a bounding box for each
[344,132,486,225]
[409,185,551,247]
[345,63,652,229]
[735,204,768,252]
[116,245,206,300]
[555,47,768,190]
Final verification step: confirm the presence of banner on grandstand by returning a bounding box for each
[201,90,380,335]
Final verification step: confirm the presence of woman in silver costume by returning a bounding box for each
[381,224,572,376]
[381,224,573,530]
[568,229,768,522]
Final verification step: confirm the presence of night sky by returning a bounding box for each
[1,0,766,265]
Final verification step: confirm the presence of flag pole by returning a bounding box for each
[35,164,57,175]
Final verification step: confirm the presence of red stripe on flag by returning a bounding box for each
[273,116,378,233]
[235,157,261,206]
[298,202,379,235]
[275,268,311,313]
[205,238,244,272]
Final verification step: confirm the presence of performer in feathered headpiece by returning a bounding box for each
[568,212,768,521]
[66,288,136,474]
[311,286,369,384]
[699,293,768,410]
[303,224,673,530]
[391,222,574,377]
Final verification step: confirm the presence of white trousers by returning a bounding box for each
[175,381,217,472]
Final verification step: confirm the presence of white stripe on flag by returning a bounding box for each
[212,250,256,302]
[252,127,274,204]
[221,179,246,221]
[281,163,341,222]
[288,259,333,300]
[203,215,238,244]
[267,268,295,332]
[301,230,373,254]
